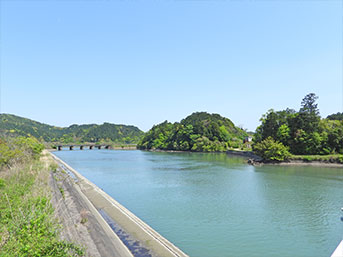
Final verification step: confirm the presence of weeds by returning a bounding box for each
[50,163,58,173]
[58,185,65,199]
[0,159,84,256]
[80,209,89,225]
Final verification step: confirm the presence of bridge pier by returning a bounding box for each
[55,144,111,151]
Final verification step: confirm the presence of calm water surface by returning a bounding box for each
[54,150,343,257]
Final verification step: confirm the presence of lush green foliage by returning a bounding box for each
[253,137,291,161]
[327,112,343,121]
[0,136,44,168]
[0,114,144,144]
[0,162,84,256]
[138,112,248,152]
[254,93,343,157]
[0,137,84,256]
[290,154,343,163]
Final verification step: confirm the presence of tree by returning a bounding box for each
[261,110,279,140]
[300,93,319,115]
[254,93,328,155]
[324,120,343,154]
[276,124,290,146]
[254,109,294,143]
[327,112,343,121]
[253,137,291,161]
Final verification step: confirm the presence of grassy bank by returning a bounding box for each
[290,154,343,164]
[0,138,84,256]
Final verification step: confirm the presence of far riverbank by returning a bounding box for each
[260,160,343,168]
[147,148,343,168]
[225,149,343,168]
[50,146,343,168]
[52,149,343,257]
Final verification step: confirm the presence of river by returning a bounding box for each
[53,149,343,257]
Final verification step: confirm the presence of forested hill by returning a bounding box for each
[137,112,248,152]
[0,114,144,144]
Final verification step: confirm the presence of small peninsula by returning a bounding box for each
[137,112,249,152]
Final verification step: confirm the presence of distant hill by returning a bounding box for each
[137,112,248,152]
[327,112,343,121]
[0,114,144,144]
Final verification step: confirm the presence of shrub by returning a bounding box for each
[0,136,44,169]
[14,136,44,159]
[253,137,291,161]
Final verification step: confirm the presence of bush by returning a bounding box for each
[0,136,44,169]
[14,136,44,159]
[253,137,291,161]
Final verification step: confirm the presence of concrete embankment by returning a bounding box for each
[47,151,133,257]
[49,151,189,257]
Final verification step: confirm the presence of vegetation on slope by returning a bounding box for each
[253,93,343,161]
[137,112,248,152]
[327,112,343,121]
[0,136,44,169]
[0,114,144,144]
[0,137,84,256]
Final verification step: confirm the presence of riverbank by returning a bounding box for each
[0,150,85,256]
[110,145,137,150]
[49,151,189,257]
[247,156,343,168]
[47,150,133,257]
[144,148,260,158]
[264,160,343,168]
[226,149,261,160]
[51,146,343,168]
[145,148,343,167]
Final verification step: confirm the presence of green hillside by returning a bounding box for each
[327,112,343,121]
[137,112,248,152]
[0,114,144,144]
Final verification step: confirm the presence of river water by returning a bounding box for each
[53,149,343,257]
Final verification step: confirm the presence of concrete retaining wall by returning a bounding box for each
[50,152,189,257]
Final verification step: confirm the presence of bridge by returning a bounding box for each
[56,144,111,151]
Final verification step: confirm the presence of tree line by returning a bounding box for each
[1,94,341,161]
[0,114,144,144]
[253,93,343,161]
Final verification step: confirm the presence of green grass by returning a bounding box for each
[290,154,343,164]
[0,160,84,256]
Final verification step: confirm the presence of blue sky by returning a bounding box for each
[1,0,342,132]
